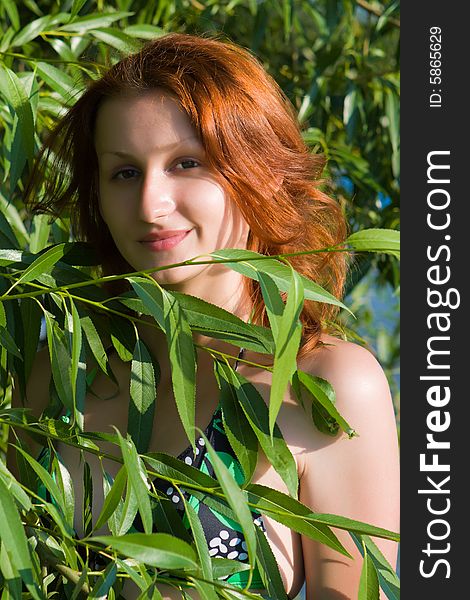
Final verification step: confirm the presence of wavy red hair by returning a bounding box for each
[25,32,348,356]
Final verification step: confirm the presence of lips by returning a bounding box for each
[139,229,191,251]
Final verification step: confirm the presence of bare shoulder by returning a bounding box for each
[299,333,394,419]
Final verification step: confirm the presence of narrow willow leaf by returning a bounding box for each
[269,268,303,439]
[58,11,134,32]
[109,315,135,362]
[346,229,400,258]
[143,453,218,491]
[0,477,43,600]
[181,498,213,581]
[80,314,110,375]
[297,370,355,438]
[0,210,19,248]
[199,430,257,586]
[89,561,117,599]
[9,243,70,292]
[14,445,67,518]
[129,339,156,453]
[94,466,127,532]
[44,312,73,413]
[0,460,32,511]
[35,62,76,101]
[254,526,288,600]
[358,548,380,600]
[123,24,165,39]
[211,558,250,580]
[1,0,20,31]
[52,455,75,529]
[257,271,284,339]
[210,248,351,313]
[90,28,142,53]
[246,484,349,557]
[218,369,258,483]
[69,565,89,600]
[0,325,22,358]
[351,533,400,600]
[0,193,29,247]
[149,491,193,543]
[128,277,165,328]
[0,248,24,265]
[315,515,399,543]
[71,0,88,19]
[116,479,138,536]
[162,289,197,452]
[0,65,35,189]
[116,430,153,534]
[10,15,53,46]
[216,362,298,499]
[192,580,219,600]
[173,291,274,354]
[29,214,51,254]
[91,533,198,570]
[0,540,22,598]
[83,460,93,537]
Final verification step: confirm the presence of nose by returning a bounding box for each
[138,170,176,223]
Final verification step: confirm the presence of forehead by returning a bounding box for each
[93,90,198,153]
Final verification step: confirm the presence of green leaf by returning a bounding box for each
[346,229,400,259]
[351,534,400,600]
[216,362,298,499]
[269,268,303,439]
[35,62,78,101]
[94,466,127,533]
[143,453,218,492]
[10,15,53,46]
[91,533,198,570]
[45,311,73,413]
[181,499,213,582]
[70,0,88,19]
[199,430,257,588]
[0,65,35,189]
[358,549,380,600]
[59,12,134,32]
[218,366,258,483]
[9,243,70,292]
[29,214,51,253]
[254,526,288,600]
[0,477,43,599]
[120,291,274,354]
[1,0,20,31]
[129,339,157,453]
[0,325,22,359]
[90,28,142,54]
[116,430,153,534]
[89,561,117,599]
[123,24,165,39]
[110,315,135,362]
[0,459,32,511]
[14,445,68,520]
[130,279,197,452]
[297,370,355,438]
[257,271,284,340]
[211,248,350,313]
[80,314,110,376]
[52,455,75,530]
[246,484,350,557]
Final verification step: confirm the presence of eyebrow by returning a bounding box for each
[98,136,202,158]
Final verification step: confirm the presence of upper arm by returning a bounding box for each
[298,341,400,599]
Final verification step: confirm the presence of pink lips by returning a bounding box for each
[139,229,191,251]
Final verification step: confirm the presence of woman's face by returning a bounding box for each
[94,90,249,295]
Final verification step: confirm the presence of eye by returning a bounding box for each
[173,159,200,170]
[112,168,140,180]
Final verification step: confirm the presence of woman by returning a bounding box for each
[13,33,399,599]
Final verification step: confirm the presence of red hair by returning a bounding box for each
[25,32,348,356]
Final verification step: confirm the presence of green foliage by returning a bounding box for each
[0,1,399,598]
